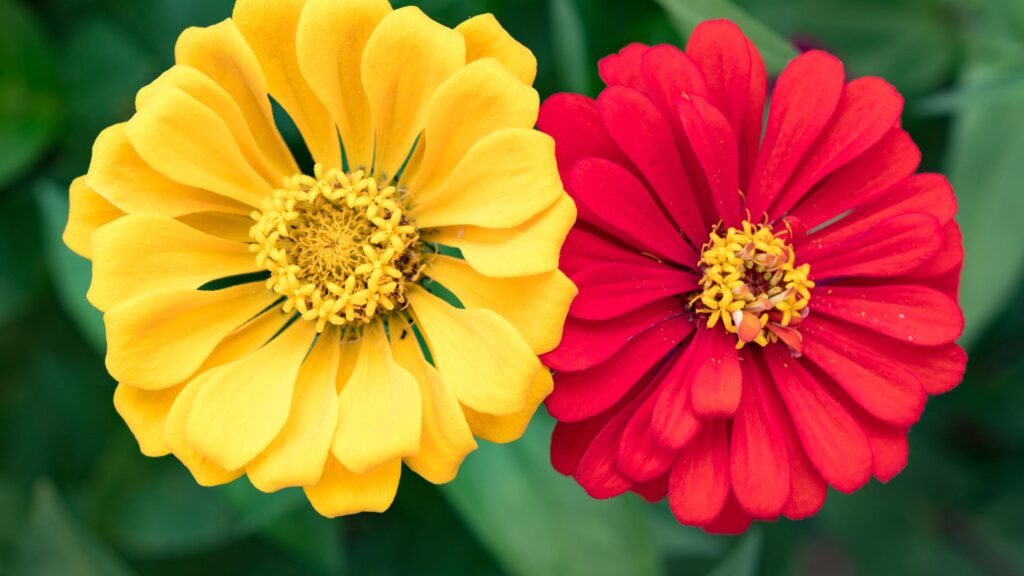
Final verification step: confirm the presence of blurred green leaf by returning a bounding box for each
[549,0,591,94]
[947,0,1024,346]
[653,0,798,75]
[706,531,761,576]
[0,0,62,188]
[740,0,958,96]
[34,180,105,350]
[648,504,726,560]
[441,413,662,576]
[0,188,46,327]
[13,480,134,576]
[56,18,156,181]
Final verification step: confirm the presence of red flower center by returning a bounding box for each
[690,220,814,353]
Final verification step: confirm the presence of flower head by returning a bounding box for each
[539,20,965,533]
[63,0,576,516]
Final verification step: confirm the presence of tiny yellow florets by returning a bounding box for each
[249,165,423,332]
[692,220,814,350]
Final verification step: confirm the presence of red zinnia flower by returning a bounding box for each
[538,20,966,534]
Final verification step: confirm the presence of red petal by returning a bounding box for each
[689,327,743,418]
[701,495,754,535]
[650,344,703,449]
[575,394,646,499]
[907,343,967,396]
[677,94,742,226]
[858,415,908,483]
[537,93,630,180]
[570,158,696,265]
[618,379,684,482]
[598,42,650,92]
[597,86,708,246]
[764,346,872,493]
[746,51,845,217]
[569,260,697,321]
[740,38,767,189]
[560,227,652,278]
[774,381,827,519]
[802,312,966,396]
[686,20,766,186]
[641,44,709,118]
[632,474,669,502]
[800,315,926,426]
[809,174,956,251]
[546,316,692,422]
[730,351,791,519]
[769,77,904,219]
[543,298,685,372]
[551,412,616,476]
[813,284,963,346]
[905,221,963,280]
[668,420,730,525]
[789,128,920,230]
[804,213,943,281]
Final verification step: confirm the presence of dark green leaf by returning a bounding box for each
[549,0,592,94]
[740,0,958,96]
[0,187,45,327]
[13,480,134,576]
[441,413,662,576]
[34,180,105,351]
[706,531,761,576]
[0,0,62,188]
[947,1,1024,345]
[653,0,798,75]
[56,18,156,181]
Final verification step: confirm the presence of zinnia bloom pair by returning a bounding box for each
[64,0,965,533]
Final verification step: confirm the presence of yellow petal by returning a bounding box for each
[88,215,257,312]
[176,211,253,243]
[425,255,576,354]
[137,65,286,188]
[463,367,553,444]
[407,58,538,195]
[361,6,465,180]
[87,124,250,217]
[247,329,341,492]
[410,129,562,229]
[232,0,341,167]
[113,383,183,457]
[187,321,317,471]
[332,321,421,473]
[456,14,537,85]
[389,315,476,484]
[296,0,391,169]
[104,284,278,390]
[164,378,242,486]
[407,285,539,416]
[125,88,272,208]
[64,176,124,259]
[150,310,289,472]
[175,19,298,179]
[304,456,400,517]
[427,195,576,278]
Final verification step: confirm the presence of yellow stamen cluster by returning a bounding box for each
[692,220,814,349]
[250,165,423,332]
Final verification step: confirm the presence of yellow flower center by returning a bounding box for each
[691,220,814,350]
[249,165,423,332]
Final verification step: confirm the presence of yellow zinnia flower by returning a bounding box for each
[62,0,576,516]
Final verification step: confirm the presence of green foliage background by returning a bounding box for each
[1,0,1023,574]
